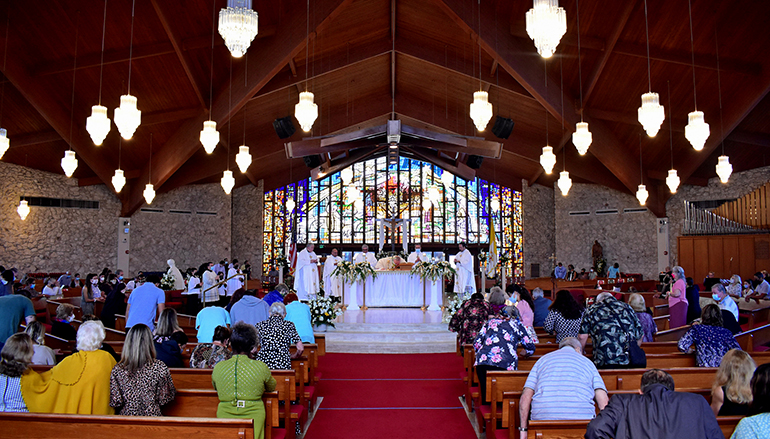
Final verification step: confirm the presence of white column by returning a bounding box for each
[347,280,360,310]
[428,277,441,311]
[278,265,283,286]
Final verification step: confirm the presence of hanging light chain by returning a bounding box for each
[643,0,652,92]
[0,11,9,127]
[716,29,725,156]
[98,0,107,104]
[68,12,80,148]
[668,81,673,168]
[209,0,216,119]
[127,0,136,94]
[576,0,584,119]
[688,0,697,109]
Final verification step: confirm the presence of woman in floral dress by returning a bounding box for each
[448,292,491,345]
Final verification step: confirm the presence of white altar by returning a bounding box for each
[343,271,442,309]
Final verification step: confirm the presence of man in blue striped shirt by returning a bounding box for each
[518,338,608,437]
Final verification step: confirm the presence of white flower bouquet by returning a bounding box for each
[309,294,342,327]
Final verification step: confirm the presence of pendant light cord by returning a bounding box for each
[118,138,122,169]
[687,0,697,109]
[209,0,216,119]
[715,28,725,156]
[560,54,565,171]
[68,12,80,149]
[243,53,247,145]
[643,0,651,92]
[305,0,310,92]
[667,81,673,168]
[148,133,152,184]
[544,60,549,146]
[127,0,135,94]
[97,0,107,105]
[478,0,482,90]
[0,11,9,128]
[227,56,232,171]
[576,0,584,121]
[639,134,643,185]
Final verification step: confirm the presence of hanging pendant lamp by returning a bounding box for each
[17,199,29,220]
[636,184,649,205]
[235,145,252,173]
[112,169,126,193]
[143,183,155,204]
[470,91,493,132]
[221,170,235,194]
[490,197,500,212]
[422,198,432,210]
[0,128,9,160]
[638,1,664,138]
[87,0,111,146]
[685,111,709,151]
[218,0,259,58]
[286,197,296,213]
[526,0,567,59]
[540,146,556,174]
[558,171,572,196]
[295,91,318,132]
[666,169,680,194]
[61,150,78,177]
[572,122,591,155]
[115,0,141,140]
[440,171,454,187]
[716,156,732,184]
[200,121,220,154]
[340,167,353,185]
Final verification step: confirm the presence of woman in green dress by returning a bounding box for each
[212,322,276,439]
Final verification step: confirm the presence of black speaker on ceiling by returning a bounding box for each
[273,116,296,139]
[467,155,484,169]
[491,116,515,139]
[303,155,322,168]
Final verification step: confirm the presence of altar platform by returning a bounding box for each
[322,308,456,354]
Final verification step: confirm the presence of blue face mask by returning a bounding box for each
[118,276,123,281]
[712,293,721,301]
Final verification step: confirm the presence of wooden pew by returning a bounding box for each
[654,324,691,342]
[735,323,770,351]
[653,315,670,332]
[524,416,742,439]
[48,299,82,320]
[653,303,670,317]
[315,333,326,355]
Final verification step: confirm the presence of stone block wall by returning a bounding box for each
[522,182,555,278]
[232,181,265,279]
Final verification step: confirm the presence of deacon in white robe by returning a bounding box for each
[323,248,343,297]
[353,244,378,268]
[453,242,476,297]
[294,243,320,301]
[226,263,244,296]
[407,244,424,263]
[167,259,186,290]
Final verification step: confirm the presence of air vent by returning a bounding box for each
[569,211,591,216]
[140,208,164,213]
[623,208,649,214]
[20,196,99,210]
[595,209,619,215]
[169,210,192,215]
[196,211,217,216]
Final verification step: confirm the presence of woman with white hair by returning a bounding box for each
[21,320,117,414]
[254,302,304,370]
[665,265,689,328]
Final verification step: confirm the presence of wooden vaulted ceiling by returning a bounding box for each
[1,0,769,218]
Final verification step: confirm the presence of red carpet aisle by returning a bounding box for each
[304,353,476,439]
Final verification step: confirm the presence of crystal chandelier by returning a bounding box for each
[469,91,493,132]
[221,170,235,194]
[666,169,680,193]
[340,167,353,185]
[716,155,732,184]
[636,184,648,205]
[490,197,500,212]
[557,171,572,196]
[685,111,709,151]
[200,120,220,154]
[286,197,296,213]
[86,106,111,146]
[441,171,454,187]
[61,150,78,177]
[143,183,155,205]
[540,146,556,174]
[572,122,591,155]
[0,128,9,159]
[114,95,141,140]
[638,92,664,137]
[235,145,252,173]
[112,169,126,193]
[525,0,567,59]
[295,91,318,132]
[17,199,29,220]
[219,0,259,58]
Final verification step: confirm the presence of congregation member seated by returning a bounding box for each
[531,287,551,328]
[264,284,289,306]
[678,304,741,367]
[284,293,315,344]
[0,333,34,412]
[25,321,56,365]
[78,316,120,361]
[109,324,176,416]
[473,289,536,403]
[51,303,77,341]
[578,292,643,369]
[607,262,620,279]
[511,286,539,343]
[543,290,584,344]
[685,277,702,324]
[230,288,269,325]
[41,278,61,297]
[519,337,608,432]
[100,274,127,329]
[703,272,721,291]
[212,322,277,439]
[629,293,655,342]
[586,369,722,439]
[196,303,231,343]
[153,309,187,368]
[225,288,247,313]
[22,321,117,414]
[448,292,490,345]
[711,349,756,416]
[727,275,744,298]
[565,264,577,281]
[731,363,770,439]
[745,272,770,303]
[577,268,589,280]
[255,302,304,370]
[712,282,740,322]
[190,325,232,369]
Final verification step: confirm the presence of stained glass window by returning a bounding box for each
[263,157,523,275]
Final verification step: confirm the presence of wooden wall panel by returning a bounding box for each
[740,236,757,277]
[678,234,770,286]
[678,238,694,279]
[693,239,710,282]
[708,239,725,277]
[723,237,740,276]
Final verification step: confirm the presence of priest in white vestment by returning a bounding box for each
[453,242,476,297]
[226,262,244,296]
[294,243,320,300]
[323,248,343,297]
[353,244,378,268]
[167,259,186,290]
[375,255,402,271]
[407,244,424,263]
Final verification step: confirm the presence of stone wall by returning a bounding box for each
[521,182,555,278]
[553,182,658,280]
[232,181,265,279]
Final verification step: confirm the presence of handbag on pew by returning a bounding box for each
[627,335,646,368]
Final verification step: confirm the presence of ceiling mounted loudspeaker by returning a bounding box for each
[303,155,322,168]
[491,117,515,140]
[467,155,484,169]
[273,116,296,140]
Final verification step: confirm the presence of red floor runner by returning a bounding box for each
[304,353,476,439]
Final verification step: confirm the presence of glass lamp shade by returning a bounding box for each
[422,198,433,210]
[200,120,220,154]
[218,0,259,58]
[636,184,649,206]
[557,171,572,196]
[17,200,29,220]
[540,146,556,174]
[286,197,296,213]
[441,171,454,186]
[666,169,680,193]
[0,128,9,159]
[340,167,353,185]
[114,95,141,140]
[235,145,252,173]
[469,91,493,132]
[61,150,78,177]
[86,105,111,146]
[685,111,710,151]
[638,92,665,137]
[716,155,733,184]
[572,122,592,155]
[221,170,235,194]
[490,197,501,211]
[295,91,318,132]
[143,183,156,205]
[428,186,441,203]
[112,169,126,193]
[525,0,567,58]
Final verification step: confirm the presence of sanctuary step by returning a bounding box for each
[324,308,455,354]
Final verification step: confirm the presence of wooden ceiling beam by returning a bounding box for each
[78,169,142,187]
[728,130,770,148]
[402,146,476,181]
[143,107,201,126]
[8,130,61,147]
[310,146,386,180]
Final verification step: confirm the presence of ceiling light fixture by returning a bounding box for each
[112,138,126,193]
[572,0,591,155]
[0,15,9,159]
[470,0,492,131]
[295,0,317,132]
[665,82,679,193]
[0,129,8,160]
[114,0,141,140]
[526,0,566,59]
[236,145,252,173]
[218,0,259,58]
[558,56,571,197]
[201,0,220,154]
[422,198,432,211]
[286,197,296,213]
[638,0,664,137]
[539,60,556,174]
[684,0,709,151]
[714,31,731,184]
[86,0,111,146]
[144,133,155,204]
[636,135,648,205]
[62,13,80,178]
[17,199,29,220]
[221,169,235,194]
[558,171,572,196]
[61,151,78,178]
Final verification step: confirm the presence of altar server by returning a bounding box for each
[226,261,244,296]
[453,242,476,297]
[294,243,320,301]
[353,244,378,268]
[323,248,343,297]
[408,244,424,263]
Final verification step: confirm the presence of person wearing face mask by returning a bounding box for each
[200,262,219,305]
[408,244,424,263]
[100,274,127,329]
[51,303,77,341]
[711,283,739,322]
[81,274,103,316]
[509,286,540,343]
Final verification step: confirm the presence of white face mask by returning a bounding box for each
[91,279,98,285]
[67,315,75,323]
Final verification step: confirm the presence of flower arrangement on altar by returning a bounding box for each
[274,253,289,269]
[477,251,488,263]
[331,261,377,284]
[410,260,456,282]
[443,292,463,323]
[159,272,176,291]
[309,293,343,328]
[376,250,409,261]
[499,252,512,267]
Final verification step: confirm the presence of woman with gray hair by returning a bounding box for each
[666,265,689,328]
[21,320,117,414]
[254,302,304,370]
